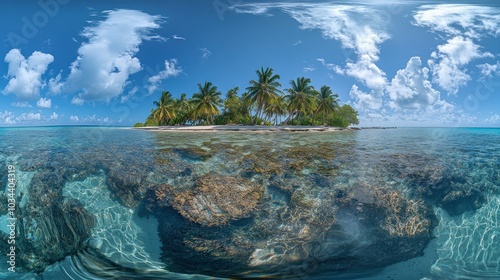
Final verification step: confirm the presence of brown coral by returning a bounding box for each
[377,191,431,237]
[170,174,263,226]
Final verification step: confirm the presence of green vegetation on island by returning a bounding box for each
[135,67,359,128]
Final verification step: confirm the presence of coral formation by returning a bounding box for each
[157,174,263,226]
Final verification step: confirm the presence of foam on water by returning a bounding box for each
[430,195,500,279]
[62,174,164,270]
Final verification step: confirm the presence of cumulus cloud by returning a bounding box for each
[65,9,162,102]
[78,114,110,123]
[414,5,500,94]
[2,49,54,100]
[0,111,16,125]
[485,114,500,124]
[16,112,41,122]
[36,97,52,108]
[147,59,182,94]
[49,112,58,120]
[11,102,32,108]
[70,115,79,121]
[387,56,441,110]
[349,85,383,110]
[346,55,387,90]
[71,96,85,106]
[428,36,491,94]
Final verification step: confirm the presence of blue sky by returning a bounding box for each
[0,0,499,127]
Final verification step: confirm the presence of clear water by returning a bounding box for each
[0,127,498,279]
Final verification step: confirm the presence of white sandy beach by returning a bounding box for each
[134,125,360,132]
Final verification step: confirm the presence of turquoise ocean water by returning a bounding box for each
[0,127,498,279]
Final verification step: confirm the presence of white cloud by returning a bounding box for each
[485,114,500,124]
[172,34,186,40]
[16,112,41,122]
[346,54,387,90]
[71,96,85,106]
[36,97,52,108]
[233,3,389,91]
[303,66,315,72]
[65,9,162,102]
[11,102,32,108]
[358,108,476,127]
[387,56,441,110]
[147,59,182,94]
[413,5,500,39]
[286,4,389,90]
[48,73,64,94]
[0,111,16,125]
[121,87,139,104]
[230,4,275,15]
[70,115,79,121]
[1,111,59,125]
[2,49,54,100]
[428,36,491,94]
[234,3,391,110]
[293,40,302,46]
[200,47,212,60]
[349,84,383,111]
[414,5,500,94]
[49,112,58,120]
[79,114,111,123]
[317,58,344,75]
[477,62,500,79]
[435,36,492,65]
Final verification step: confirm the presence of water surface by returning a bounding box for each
[0,127,498,279]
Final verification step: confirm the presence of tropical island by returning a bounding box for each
[134,67,359,129]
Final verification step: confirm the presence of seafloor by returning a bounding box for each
[0,127,499,279]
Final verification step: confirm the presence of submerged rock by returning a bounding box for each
[1,200,95,273]
[145,171,436,278]
[384,153,486,216]
[106,166,152,209]
[172,147,214,161]
[160,174,263,226]
[441,188,486,216]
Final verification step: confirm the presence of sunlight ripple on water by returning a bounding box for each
[0,127,499,279]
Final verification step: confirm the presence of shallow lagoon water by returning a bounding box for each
[0,126,499,279]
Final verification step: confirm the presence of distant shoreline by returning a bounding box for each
[133,125,396,132]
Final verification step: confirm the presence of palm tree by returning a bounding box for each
[246,67,281,124]
[223,87,239,114]
[285,77,316,125]
[153,91,177,125]
[191,82,222,125]
[314,86,339,124]
[264,95,287,125]
[238,91,253,123]
[175,93,192,125]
